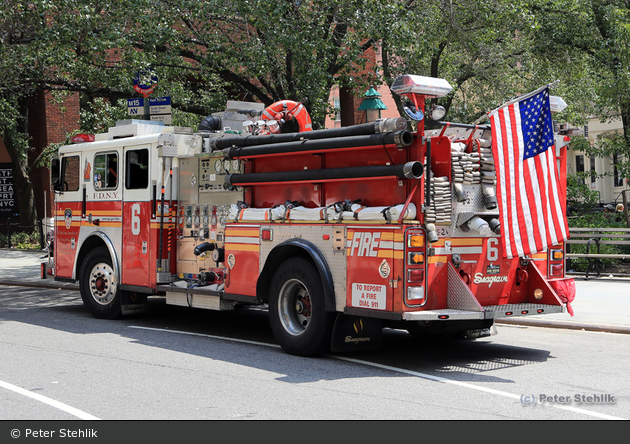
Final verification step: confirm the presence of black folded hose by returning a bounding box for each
[211,117,407,151]
[225,161,423,188]
[223,130,413,160]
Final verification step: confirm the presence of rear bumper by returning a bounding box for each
[402,303,565,321]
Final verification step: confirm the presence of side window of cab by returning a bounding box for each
[60,156,80,191]
[94,152,118,189]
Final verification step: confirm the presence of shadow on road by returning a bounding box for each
[0,285,551,384]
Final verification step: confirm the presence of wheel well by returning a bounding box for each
[76,236,109,280]
[257,242,336,312]
[257,245,311,303]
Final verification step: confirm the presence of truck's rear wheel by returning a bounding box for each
[269,258,335,356]
[79,246,122,319]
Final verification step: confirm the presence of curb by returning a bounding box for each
[496,318,630,334]
[0,280,79,291]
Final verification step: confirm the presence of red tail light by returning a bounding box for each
[408,269,425,283]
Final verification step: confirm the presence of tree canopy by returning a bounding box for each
[1,0,629,225]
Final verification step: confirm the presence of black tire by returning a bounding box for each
[268,257,336,356]
[79,246,122,319]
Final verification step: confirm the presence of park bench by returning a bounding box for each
[566,227,630,279]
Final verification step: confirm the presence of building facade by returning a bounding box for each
[565,115,628,206]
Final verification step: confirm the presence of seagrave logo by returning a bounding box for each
[473,273,508,287]
[345,336,371,343]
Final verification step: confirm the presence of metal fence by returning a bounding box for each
[1,217,48,250]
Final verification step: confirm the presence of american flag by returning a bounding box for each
[490,86,569,259]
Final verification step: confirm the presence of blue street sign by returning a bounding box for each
[149,97,171,106]
[127,98,145,116]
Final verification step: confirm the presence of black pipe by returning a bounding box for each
[223,130,413,160]
[225,161,423,187]
[211,117,407,151]
[194,242,216,256]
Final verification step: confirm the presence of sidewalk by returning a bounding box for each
[1,248,629,334]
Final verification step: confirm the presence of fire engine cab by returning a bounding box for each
[49,75,575,356]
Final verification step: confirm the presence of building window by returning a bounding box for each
[125,149,149,190]
[334,99,341,122]
[575,154,584,184]
[613,153,624,187]
[590,155,596,185]
[94,152,118,189]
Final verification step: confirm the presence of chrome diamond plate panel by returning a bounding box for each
[447,262,483,312]
[451,185,500,237]
[259,225,347,312]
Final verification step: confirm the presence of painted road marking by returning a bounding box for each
[0,380,100,420]
[129,326,626,420]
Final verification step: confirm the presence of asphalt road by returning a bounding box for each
[0,285,628,422]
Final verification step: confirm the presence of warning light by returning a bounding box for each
[407,269,425,283]
[408,252,425,265]
[408,235,424,247]
[71,133,95,143]
[261,229,273,241]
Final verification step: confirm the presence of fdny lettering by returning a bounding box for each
[93,191,120,200]
[473,273,509,287]
[349,232,381,257]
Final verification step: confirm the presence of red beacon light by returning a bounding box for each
[71,133,95,143]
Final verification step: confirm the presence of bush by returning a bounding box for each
[9,230,41,250]
[566,175,600,216]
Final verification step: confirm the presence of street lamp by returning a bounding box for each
[358,86,387,122]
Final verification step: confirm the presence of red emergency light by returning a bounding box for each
[71,133,95,143]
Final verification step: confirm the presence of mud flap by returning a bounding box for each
[330,314,383,353]
[121,291,149,315]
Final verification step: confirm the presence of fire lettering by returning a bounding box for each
[349,232,381,257]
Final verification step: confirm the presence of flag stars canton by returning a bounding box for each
[520,89,554,160]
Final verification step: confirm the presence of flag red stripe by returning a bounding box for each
[498,108,519,257]
[489,87,569,259]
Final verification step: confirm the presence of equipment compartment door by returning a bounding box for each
[346,228,403,312]
[121,146,152,288]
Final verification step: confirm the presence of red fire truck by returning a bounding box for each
[49,75,575,356]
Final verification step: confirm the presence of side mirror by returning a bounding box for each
[51,157,62,193]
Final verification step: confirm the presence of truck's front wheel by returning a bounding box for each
[79,246,122,319]
[269,258,335,356]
